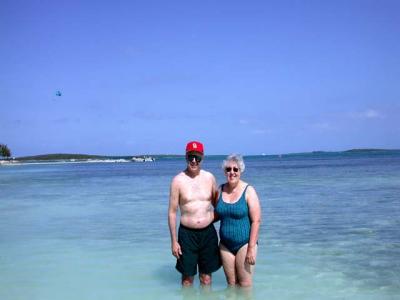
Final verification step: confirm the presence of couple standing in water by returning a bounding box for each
[168,141,262,287]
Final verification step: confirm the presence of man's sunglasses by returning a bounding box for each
[225,167,239,173]
[187,154,202,163]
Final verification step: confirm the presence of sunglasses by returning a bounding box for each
[187,154,202,163]
[225,167,239,173]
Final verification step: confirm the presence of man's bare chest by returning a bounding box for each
[180,179,211,202]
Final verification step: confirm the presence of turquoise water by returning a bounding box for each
[1,152,399,299]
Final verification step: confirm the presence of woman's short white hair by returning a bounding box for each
[222,154,245,172]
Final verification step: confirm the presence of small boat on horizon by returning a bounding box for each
[131,156,155,162]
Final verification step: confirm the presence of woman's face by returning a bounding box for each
[224,161,241,184]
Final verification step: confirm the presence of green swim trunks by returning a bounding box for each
[176,223,221,276]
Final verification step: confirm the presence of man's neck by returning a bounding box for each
[185,168,201,178]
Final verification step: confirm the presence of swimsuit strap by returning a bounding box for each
[218,184,224,198]
[221,183,248,193]
[240,184,250,203]
[220,184,250,203]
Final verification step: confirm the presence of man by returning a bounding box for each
[168,141,221,286]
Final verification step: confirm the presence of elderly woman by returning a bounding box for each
[215,154,262,287]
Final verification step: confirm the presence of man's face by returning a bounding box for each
[186,151,203,170]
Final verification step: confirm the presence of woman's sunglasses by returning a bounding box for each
[187,154,202,163]
[225,167,239,173]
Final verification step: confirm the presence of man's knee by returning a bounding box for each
[182,276,194,286]
[199,274,212,285]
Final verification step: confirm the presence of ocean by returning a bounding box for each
[1,151,399,300]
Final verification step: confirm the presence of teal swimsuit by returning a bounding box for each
[215,184,251,255]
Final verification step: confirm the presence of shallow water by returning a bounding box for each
[1,153,399,299]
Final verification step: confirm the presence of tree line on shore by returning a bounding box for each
[0,144,11,158]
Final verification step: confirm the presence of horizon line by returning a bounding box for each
[9,148,400,159]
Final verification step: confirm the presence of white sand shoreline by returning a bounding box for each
[0,159,136,166]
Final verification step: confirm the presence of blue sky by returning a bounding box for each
[1,0,399,156]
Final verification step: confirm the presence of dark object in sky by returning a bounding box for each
[56,91,62,96]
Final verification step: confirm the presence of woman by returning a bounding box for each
[215,154,261,287]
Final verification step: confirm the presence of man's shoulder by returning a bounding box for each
[172,171,186,183]
[172,170,215,182]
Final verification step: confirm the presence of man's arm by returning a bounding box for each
[168,177,182,258]
[210,174,220,222]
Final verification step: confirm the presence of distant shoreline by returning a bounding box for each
[12,153,184,161]
[0,154,157,165]
[1,148,399,165]
[18,148,400,160]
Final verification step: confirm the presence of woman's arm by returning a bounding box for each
[246,185,261,265]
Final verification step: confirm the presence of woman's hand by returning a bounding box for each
[245,245,256,265]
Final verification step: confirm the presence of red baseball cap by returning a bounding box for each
[186,141,204,154]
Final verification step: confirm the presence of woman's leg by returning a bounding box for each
[220,243,237,285]
[235,244,257,287]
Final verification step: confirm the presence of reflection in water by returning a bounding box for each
[222,286,253,300]
[180,285,253,300]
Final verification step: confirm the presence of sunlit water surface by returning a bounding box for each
[1,153,399,299]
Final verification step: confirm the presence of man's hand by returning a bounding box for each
[171,241,182,259]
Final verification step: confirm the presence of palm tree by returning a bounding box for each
[0,144,11,159]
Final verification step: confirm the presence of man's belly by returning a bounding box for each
[180,210,214,229]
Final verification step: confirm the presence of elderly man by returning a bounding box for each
[168,141,221,286]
